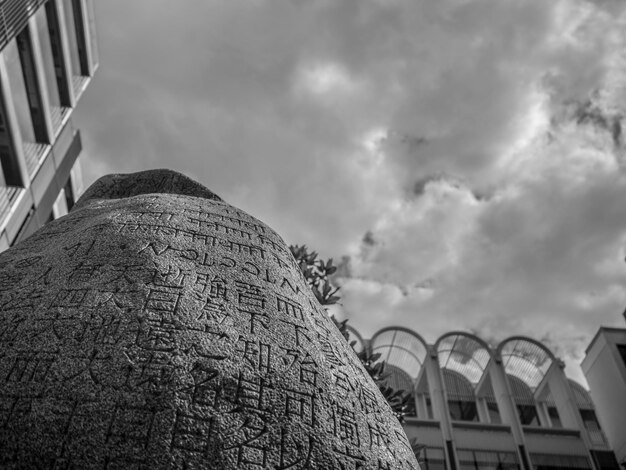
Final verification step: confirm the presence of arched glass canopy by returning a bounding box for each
[568,380,594,409]
[498,337,555,391]
[436,332,492,385]
[370,327,428,380]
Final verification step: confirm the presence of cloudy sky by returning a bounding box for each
[75,0,626,383]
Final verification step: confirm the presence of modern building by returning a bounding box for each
[0,0,97,252]
[347,327,621,470]
[582,326,626,467]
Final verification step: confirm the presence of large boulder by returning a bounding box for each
[0,169,419,469]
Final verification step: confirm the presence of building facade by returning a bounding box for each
[347,327,620,470]
[582,326,626,467]
[0,0,97,252]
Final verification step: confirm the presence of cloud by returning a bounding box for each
[77,0,626,384]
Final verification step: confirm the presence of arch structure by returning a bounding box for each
[497,337,555,392]
[370,327,428,382]
[568,380,594,410]
[435,332,492,385]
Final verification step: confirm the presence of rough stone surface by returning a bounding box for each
[0,169,419,469]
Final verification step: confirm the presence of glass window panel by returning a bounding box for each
[617,344,626,368]
[64,175,74,210]
[459,450,520,470]
[449,399,478,422]
[487,401,501,424]
[426,397,434,419]
[4,41,36,144]
[548,406,562,428]
[517,404,539,426]
[422,447,446,470]
[34,9,63,131]
[61,0,81,77]
[84,0,98,66]
[69,0,88,74]
[45,1,71,106]
[531,452,592,469]
[16,29,47,143]
[0,89,20,186]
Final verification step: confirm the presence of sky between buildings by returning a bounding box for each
[74,0,626,383]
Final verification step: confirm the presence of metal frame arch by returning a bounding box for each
[568,379,594,409]
[496,336,556,361]
[435,331,494,356]
[370,326,429,380]
[434,331,494,385]
[371,326,429,349]
[497,336,556,391]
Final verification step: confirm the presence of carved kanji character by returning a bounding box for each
[68,262,100,283]
[332,403,360,447]
[135,316,179,351]
[276,295,304,321]
[106,404,156,449]
[278,429,315,470]
[224,417,269,468]
[152,266,191,288]
[194,296,230,326]
[170,411,216,455]
[195,274,228,299]
[235,280,266,310]
[5,352,56,383]
[236,337,272,373]
[230,372,272,414]
[284,389,316,426]
[144,287,183,315]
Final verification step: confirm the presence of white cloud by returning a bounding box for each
[78,0,626,385]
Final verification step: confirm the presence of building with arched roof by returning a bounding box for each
[351,326,620,470]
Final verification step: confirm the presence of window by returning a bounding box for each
[458,449,520,470]
[590,450,621,470]
[425,397,434,420]
[45,1,71,106]
[64,176,75,210]
[517,404,540,426]
[448,399,478,422]
[617,344,626,369]
[548,406,562,428]
[487,401,501,424]
[34,8,64,133]
[420,447,446,470]
[530,453,592,470]
[16,28,47,143]
[69,0,89,75]
[0,94,21,186]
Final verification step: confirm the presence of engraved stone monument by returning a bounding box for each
[0,169,419,469]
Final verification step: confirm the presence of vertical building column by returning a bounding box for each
[52,0,77,107]
[543,361,598,470]
[25,18,54,144]
[0,53,29,187]
[489,354,533,470]
[77,0,97,75]
[425,345,460,470]
[476,397,490,424]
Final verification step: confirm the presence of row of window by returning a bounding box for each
[419,448,611,470]
[0,0,95,188]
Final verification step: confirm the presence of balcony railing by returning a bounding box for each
[0,0,48,52]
